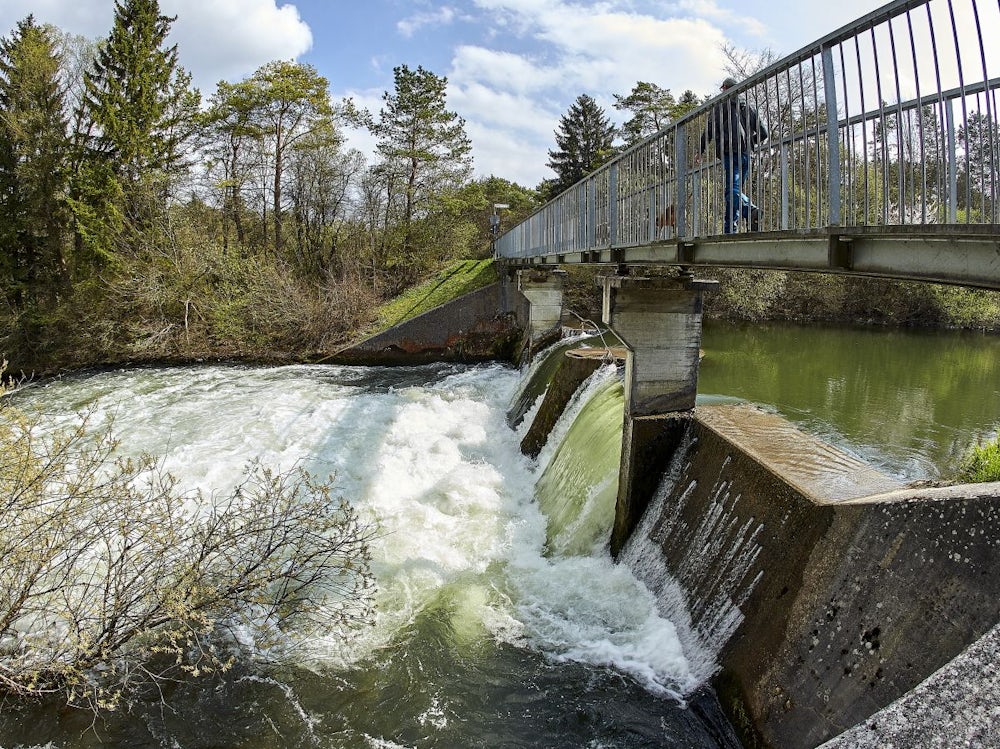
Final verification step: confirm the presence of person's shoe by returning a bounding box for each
[749,207,761,232]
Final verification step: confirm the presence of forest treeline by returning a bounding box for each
[3,0,999,377]
[0,2,545,375]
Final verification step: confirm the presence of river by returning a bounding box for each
[1,321,997,748]
[700,320,1000,480]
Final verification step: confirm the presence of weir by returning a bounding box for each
[506,283,1000,748]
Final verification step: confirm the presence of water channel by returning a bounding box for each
[1,321,998,748]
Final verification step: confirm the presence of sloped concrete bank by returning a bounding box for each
[618,404,1000,749]
[330,282,528,365]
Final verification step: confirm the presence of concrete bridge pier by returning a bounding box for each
[602,273,718,556]
[515,268,566,357]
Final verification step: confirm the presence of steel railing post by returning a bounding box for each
[609,165,619,247]
[946,98,958,223]
[781,141,790,230]
[823,47,842,226]
[676,124,688,238]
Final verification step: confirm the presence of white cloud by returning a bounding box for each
[1,0,312,92]
[166,0,312,90]
[449,45,563,95]
[397,6,459,38]
[445,0,732,185]
[2,0,114,38]
[677,0,767,37]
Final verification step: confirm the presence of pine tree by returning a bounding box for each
[75,0,199,250]
[369,65,472,264]
[0,15,70,306]
[205,62,335,256]
[546,94,615,196]
[613,82,679,146]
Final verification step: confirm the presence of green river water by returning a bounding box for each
[700,320,1000,481]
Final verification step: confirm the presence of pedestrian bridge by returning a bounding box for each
[495,0,1000,291]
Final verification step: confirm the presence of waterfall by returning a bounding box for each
[618,429,764,683]
[516,340,759,685]
[533,370,623,556]
[3,361,726,749]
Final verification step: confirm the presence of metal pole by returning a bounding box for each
[609,165,619,247]
[823,47,842,225]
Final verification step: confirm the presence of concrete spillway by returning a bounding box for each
[695,403,904,504]
[613,403,1000,748]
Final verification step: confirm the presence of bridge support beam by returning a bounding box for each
[603,274,718,556]
[516,268,566,357]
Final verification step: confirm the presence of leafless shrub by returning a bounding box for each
[0,381,375,713]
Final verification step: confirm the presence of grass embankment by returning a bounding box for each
[373,259,498,331]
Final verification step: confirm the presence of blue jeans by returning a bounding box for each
[723,152,753,233]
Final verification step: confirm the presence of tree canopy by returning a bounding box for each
[545,94,615,197]
[613,81,699,147]
[0,16,69,307]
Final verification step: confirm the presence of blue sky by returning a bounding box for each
[1,0,888,186]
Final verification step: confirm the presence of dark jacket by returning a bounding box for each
[700,97,767,158]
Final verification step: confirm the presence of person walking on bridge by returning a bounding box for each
[699,76,767,233]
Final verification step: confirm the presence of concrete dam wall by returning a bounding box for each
[348,265,1000,746]
[519,341,1000,748]
[618,407,1000,748]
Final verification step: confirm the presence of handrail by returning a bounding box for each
[496,0,1000,261]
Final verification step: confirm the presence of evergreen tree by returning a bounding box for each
[369,65,473,264]
[0,16,70,306]
[546,94,615,196]
[75,0,199,252]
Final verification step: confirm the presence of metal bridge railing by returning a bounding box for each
[496,0,1000,260]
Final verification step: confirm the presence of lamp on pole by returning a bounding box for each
[490,203,509,257]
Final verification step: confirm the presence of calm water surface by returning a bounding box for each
[700,320,1000,480]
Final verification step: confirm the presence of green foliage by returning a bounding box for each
[0,383,376,712]
[930,285,1000,330]
[706,269,789,321]
[613,81,699,147]
[546,94,616,197]
[375,259,497,329]
[225,60,335,255]
[701,268,1000,333]
[82,0,198,181]
[0,16,71,307]
[364,64,473,270]
[76,0,200,258]
[959,436,1000,482]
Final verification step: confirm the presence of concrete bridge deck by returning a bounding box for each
[507,225,1000,291]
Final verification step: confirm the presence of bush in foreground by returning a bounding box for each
[0,382,375,713]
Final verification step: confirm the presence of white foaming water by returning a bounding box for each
[16,363,696,697]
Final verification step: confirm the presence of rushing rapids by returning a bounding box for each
[0,359,734,748]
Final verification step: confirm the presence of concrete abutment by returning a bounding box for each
[601,273,718,556]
